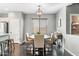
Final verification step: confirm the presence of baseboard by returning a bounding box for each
[64,48,76,56]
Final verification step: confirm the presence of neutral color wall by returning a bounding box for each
[56,7,67,56]
[64,35,79,56]
[8,12,24,43]
[0,12,24,43]
[66,4,79,34]
[23,14,56,34]
[65,4,79,56]
[57,4,79,56]
[56,7,66,35]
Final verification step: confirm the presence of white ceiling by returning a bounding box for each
[0,3,70,14]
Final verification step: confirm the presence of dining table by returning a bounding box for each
[28,34,51,55]
[29,34,51,39]
[25,33,53,56]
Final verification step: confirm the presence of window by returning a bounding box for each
[32,18,48,34]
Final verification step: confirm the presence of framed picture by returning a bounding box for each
[58,18,61,27]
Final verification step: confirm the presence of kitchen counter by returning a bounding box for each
[0,33,9,36]
[0,33,9,42]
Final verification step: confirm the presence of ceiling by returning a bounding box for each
[0,3,70,14]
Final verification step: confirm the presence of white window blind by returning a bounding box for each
[32,18,47,34]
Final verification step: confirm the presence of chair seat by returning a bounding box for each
[45,44,51,48]
[25,40,33,44]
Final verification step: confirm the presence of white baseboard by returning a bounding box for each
[64,48,76,56]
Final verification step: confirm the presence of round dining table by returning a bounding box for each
[29,34,51,39]
[25,34,52,56]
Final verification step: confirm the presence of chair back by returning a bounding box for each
[34,34,44,48]
[25,34,28,41]
[51,32,58,44]
[25,33,30,41]
[51,35,54,44]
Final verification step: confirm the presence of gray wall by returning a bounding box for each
[56,7,66,34]
[23,14,56,34]
[66,4,79,34]
[56,4,79,56]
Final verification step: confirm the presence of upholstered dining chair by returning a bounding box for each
[0,39,15,56]
[45,32,59,55]
[44,34,54,56]
[56,32,63,48]
[52,32,58,44]
[34,34,44,56]
[25,33,31,41]
[21,33,34,56]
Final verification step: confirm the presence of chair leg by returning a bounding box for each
[0,43,1,56]
[44,45,46,56]
[43,48,44,56]
[51,45,53,55]
[1,43,3,56]
[2,42,5,56]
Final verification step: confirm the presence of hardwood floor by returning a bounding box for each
[12,43,21,56]
[11,39,64,56]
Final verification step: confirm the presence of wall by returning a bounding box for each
[64,35,79,56]
[23,14,56,34]
[57,4,79,56]
[65,4,79,56]
[66,4,79,34]
[56,7,66,35]
[0,12,24,43]
[8,12,24,43]
[56,6,67,55]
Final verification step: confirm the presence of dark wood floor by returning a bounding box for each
[1,39,72,56]
[20,44,64,56]
[0,43,72,56]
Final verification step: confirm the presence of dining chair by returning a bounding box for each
[52,32,58,44]
[57,32,63,42]
[34,34,44,56]
[45,32,58,56]
[51,33,53,38]
[57,32,63,48]
[0,39,15,56]
[5,39,15,56]
[22,33,33,56]
[44,34,54,56]
[25,33,29,41]
[25,33,33,42]
[0,41,6,56]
